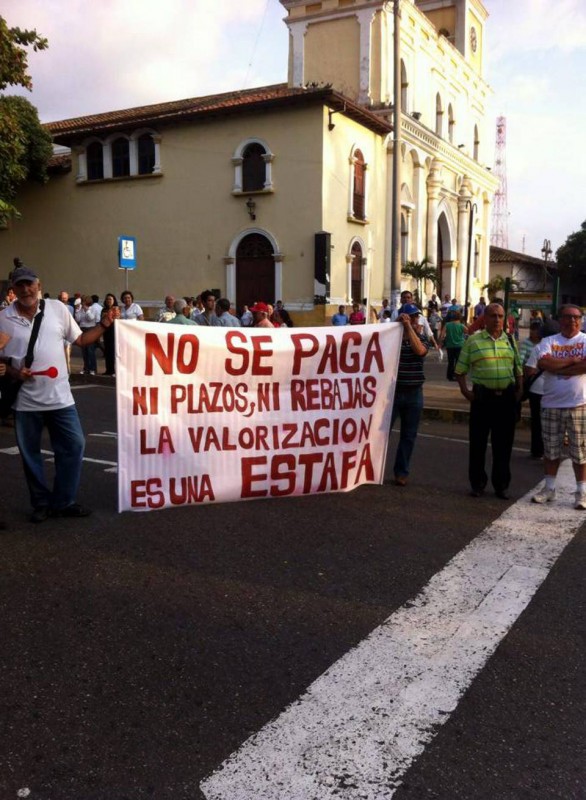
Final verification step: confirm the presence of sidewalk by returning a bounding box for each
[68,346,531,426]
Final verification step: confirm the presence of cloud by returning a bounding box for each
[2,0,280,119]
[487,0,586,61]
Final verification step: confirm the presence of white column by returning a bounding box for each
[263,153,275,191]
[274,254,284,302]
[356,9,375,105]
[345,254,353,303]
[152,135,162,175]
[224,257,236,303]
[232,157,243,193]
[426,159,443,265]
[288,21,308,87]
[457,179,472,303]
[75,147,86,183]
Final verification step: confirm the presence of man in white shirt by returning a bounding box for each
[0,265,114,522]
[530,305,586,510]
[156,295,176,322]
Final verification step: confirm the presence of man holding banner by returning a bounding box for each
[0,265,116,522]
[389,304,431,486]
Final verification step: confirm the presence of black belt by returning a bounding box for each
[473,383,514,397]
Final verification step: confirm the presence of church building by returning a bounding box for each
[0,0,498,323]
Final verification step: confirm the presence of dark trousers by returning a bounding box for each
[446,347,461,381]
[528,391,544,457]
[469,385,517,493]
[103,326,116,375]
[390,386,424,478]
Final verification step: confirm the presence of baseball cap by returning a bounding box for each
[10,265,39,284]
[250,302,269,313]
[399,303,420,316]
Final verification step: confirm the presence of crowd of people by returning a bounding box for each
[0,259,584,524]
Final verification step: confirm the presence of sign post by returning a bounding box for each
[118,235,137,291]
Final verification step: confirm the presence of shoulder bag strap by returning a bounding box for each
[24,298,45,369]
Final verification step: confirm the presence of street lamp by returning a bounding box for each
[464,200,477,323]
[541,238,553,291]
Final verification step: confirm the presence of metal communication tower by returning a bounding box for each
[490,116,509,249]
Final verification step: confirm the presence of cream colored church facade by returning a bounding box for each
[0,0,498,323]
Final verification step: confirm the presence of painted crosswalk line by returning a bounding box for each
[201,461,583,800]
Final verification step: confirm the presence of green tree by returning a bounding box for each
[0,16,48,91]
[481,273,520,301]
[401,258,439,306]
[556,221,586,281]
[0,15,51,222]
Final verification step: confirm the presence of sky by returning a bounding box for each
[2,0,585,260]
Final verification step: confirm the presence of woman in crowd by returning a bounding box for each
[440,310,468,381]
[120,290,144,321]
[349,302,365,325]
[75,295,101,374]
[101,293,119,375]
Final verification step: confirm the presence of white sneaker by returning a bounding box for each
[574,492,586,510]
[532,487,556,504]
[89,371,96,375]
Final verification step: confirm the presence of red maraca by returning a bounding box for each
[30,366,58,378]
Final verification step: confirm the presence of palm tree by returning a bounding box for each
[401,258,439,306]
[481,273,520,301]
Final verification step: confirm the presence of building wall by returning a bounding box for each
[0,106,330,315]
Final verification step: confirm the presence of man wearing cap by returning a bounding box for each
[0,265,116,522]
[250,302,273,328]
[455,303,523,499]
[389,303,431,486]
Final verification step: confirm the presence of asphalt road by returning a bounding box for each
[1,384,584,800]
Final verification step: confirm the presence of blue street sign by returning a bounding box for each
[118,236,137,270]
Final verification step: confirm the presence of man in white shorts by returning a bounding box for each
[530,305,586,510]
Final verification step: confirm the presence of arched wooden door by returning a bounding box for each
[236,233,275,311]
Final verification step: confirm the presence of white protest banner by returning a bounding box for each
[116,321,401,512]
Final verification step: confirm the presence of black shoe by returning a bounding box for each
[30,507,50,523]
[495,490,510,500]
[52,504,92,518]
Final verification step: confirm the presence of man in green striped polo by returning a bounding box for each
[455,303,523,499]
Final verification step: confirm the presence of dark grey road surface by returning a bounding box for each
[0,385,583,800]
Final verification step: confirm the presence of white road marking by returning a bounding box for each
[0,447,116,469]
[89,432,118,438]
[201,462,584,800]
[417,431,530,454]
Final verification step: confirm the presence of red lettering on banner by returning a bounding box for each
[269,454,296,497]
[140,426,175,455]
[130,478,165,508]
[132,386,159,415]
[224,331,274,376]
[169,475,215,504]
[144,333,200,375]
[241,456,268,498]
[291,331,385,375]
[240,444,374,498]
[291,334,319,374]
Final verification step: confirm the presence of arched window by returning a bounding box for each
[351,241,363,304]
[448,104,455,143]
[137,133,155,175]
[353,150,366,220]
[242,143,267,192]
[86,141,104,181]
[435,94,443,137]
[400,60,408,110]
[473,125,480,161]
[112,137,130,177]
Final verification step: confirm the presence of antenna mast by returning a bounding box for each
[490,116,509,248]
